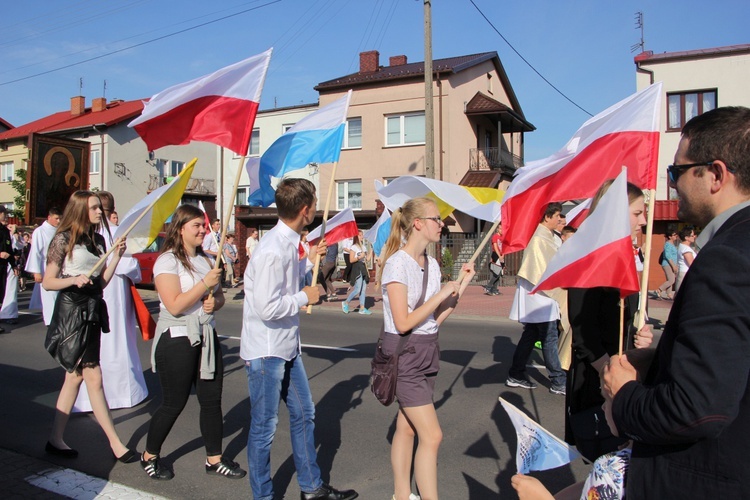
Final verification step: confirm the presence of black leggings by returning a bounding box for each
[146,331,224,456]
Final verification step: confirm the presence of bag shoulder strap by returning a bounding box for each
[390,251,430,350]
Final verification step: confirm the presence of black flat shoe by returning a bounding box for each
[300,483,358,500]
[46,441,78,458]
[116,449,139,463]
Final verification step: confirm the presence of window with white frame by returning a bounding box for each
[0,161,13,182]
[282,123,294,133]
[667,90,717,131]
[344,117,362,148]
[249,129,260,156]
[337,179,362,210]
[170,160,184,177]
[386,112,425,146]
[90,150,100,174]
[236,187,249,206]
[383,177,397,186]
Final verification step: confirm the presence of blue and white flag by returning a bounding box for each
[499,397,581,474]
[364,209,391,258]
[247,89,353,207]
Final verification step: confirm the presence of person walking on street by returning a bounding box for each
[241,178,357,500]
[140,204,245,481]
[378,198,475,500]
[43,191,136,463]
[507,203,567,395]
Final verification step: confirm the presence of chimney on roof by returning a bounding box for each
[389,55,407,66]
[359,50,379,73]
[70,96,85,116]
[92,97,107,112]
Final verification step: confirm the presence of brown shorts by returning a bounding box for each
[381,332,439,408]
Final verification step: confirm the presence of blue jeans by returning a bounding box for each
[509,321,566,387]
[245,356,322,499]
[345,275,367,308]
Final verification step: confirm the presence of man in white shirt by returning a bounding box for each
[25,207,61,326]
[245,227,259,260]
[241,178,358,500]
[202,218,221,258]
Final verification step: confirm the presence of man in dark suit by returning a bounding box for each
[603,106,750,498]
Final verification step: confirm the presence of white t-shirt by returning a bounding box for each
[677,243,696,273]
[246,236,258,255]
[381,250,441,335]
[153,251,217,336]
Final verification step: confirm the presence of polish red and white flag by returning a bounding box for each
[129,49,272,155]
[532,170,639,298]
[307,207,358,246]
[566,198,592,229]
[501,82,661,253]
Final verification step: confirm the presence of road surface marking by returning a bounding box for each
[218,335,357,352]
[26,466,168,500]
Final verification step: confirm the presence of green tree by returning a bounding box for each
[10,167,26,220]
[441,248,454,282]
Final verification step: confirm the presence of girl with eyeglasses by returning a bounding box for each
[377,197,474,500]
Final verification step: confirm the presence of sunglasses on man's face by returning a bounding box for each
[667,162,712,185]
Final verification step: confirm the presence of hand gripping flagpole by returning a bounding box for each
[306,161,338,314]
[453,216,501,284]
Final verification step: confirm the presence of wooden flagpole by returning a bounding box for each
[209,154,247,297]
[618,298,625,356]
[634,188,656,330]
[306,161,338,314]
[453,216,501,283]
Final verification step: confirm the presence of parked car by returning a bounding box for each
[133,233,166,286]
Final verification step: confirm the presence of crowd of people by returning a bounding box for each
[9,105,750,499]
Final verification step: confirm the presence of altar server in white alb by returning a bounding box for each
[25,207,62,326]
[74,192,148,411]
[0,226,26,323]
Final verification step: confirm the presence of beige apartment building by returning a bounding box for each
[314,50,534,232]
[634,43,750,289]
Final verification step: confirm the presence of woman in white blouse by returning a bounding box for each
[675,226,697,293]
[140,205,245,481]
[43,191,134,462]
[378,197,475,500]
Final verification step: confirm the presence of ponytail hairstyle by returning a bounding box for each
[377,197,437,282]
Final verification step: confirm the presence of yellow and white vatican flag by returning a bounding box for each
[114,158,197,254]
[375,176,503,222]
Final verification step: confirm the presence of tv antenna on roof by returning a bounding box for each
[103,79,107,99]
[631,11,645,53]
[78,77,83,95]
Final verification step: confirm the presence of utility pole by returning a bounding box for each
[424,0,435,179]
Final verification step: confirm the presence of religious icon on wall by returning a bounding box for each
[26,134,90,225]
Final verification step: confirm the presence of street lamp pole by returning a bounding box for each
[424,0,435,179]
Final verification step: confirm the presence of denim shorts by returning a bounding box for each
[382,332,439,408]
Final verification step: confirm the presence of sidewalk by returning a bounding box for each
[224,280,673,324]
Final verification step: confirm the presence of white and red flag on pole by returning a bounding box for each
[566,198,592,229]
[532,170,639,298]
[501,82,661,253]
[307,207,358,246]
[129,49,272,155]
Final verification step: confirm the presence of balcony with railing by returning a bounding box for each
[468,147,523,173]
[148,174,216,195]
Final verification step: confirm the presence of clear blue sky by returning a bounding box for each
[1,0,747,160]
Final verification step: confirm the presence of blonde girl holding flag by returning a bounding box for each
[378,197,475,500]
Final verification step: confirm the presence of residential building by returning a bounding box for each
[634,43,750,289]
[314,50,534,232]
[0,96,219,222]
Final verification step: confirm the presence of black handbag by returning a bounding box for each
[44,286,108,373]
[370,253,429,406]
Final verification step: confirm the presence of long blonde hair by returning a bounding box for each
[377,197,437,281]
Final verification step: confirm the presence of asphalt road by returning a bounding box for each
[0,287,592,499]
